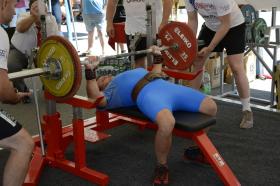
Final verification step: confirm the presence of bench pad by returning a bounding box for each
[108,106,216,131]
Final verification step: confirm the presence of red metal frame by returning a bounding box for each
[24,94,109,186]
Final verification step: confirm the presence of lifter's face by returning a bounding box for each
[0,0,17,24]
[97,75,113,91]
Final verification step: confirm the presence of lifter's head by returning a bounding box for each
[96,75,113,91]
[0,0,17,24]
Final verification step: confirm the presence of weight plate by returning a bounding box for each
[158,21,197,70]
[36,36,82,101]
[240,4,257,24]
[252,18,268,44]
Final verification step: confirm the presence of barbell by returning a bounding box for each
[8,21,198,101]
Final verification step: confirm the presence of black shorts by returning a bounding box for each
[125,34,147,61]
[198,23,246,55]
[0,109,22,140]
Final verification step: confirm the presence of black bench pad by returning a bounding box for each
[108,107,216,132]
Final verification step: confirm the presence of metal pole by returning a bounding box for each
[31,77,46,156]
[271,7,277,27]
[219,52,224,95]
[146,3,153,67]
[64,0,73,41]
[270,46,278,106]
[47,0,52,14]
[67,0,79,50]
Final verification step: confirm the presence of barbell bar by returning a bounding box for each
[8,21,198,101]
[82,44,179,65]
[8,68,46,80]
[7,42,180,100]
[8,43,179,79]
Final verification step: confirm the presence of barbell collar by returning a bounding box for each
[43,58,63,80]
[8,58,63,80]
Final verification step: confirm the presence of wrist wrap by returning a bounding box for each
[153,55,164,64]
[85,68,96,80]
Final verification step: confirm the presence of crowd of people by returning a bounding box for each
[0,0,254,185]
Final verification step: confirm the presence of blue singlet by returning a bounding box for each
[102,68,206,121]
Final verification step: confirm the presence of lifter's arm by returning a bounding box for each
[85,65,107,107]
[150,46,163,73]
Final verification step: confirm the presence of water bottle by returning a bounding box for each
[202,71,211,95]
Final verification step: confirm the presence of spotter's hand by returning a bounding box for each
[198,47,212,58]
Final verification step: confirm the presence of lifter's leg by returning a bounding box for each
[183,97,217,164]
[199,97,217,117]
[153,109,175,185]
[154,109,175,165]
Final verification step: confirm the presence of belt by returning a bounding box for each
[131,72,164,102]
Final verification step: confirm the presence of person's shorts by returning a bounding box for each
[136,79,206,122]
[51,0,62,24]
[0,109,22,140]
[125,34,147,61]
[198,23,246,55]
[83,13,105,32]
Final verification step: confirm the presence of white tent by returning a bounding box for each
[235,0,280,10]
[177,0,280,10]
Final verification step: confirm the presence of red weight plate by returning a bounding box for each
[158,21,197,70]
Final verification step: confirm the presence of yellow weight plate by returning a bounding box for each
[36,36,82,101]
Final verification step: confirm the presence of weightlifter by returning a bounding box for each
[0,0,34,185]
[85,46,217,185]
[185,0,253,129]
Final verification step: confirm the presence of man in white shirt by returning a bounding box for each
[106,0,172,68]
[8,0,59,103]
[0,0,34,185]
[185,0,253,129]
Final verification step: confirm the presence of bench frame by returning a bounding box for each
[97,110,241,186]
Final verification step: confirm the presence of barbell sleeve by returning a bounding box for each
[8,68,46,80]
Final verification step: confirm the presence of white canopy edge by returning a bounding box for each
[177,0,280,11]
[235,0,280,10]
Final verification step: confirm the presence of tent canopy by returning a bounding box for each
[177,0,280,10]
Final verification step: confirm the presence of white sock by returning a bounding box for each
[240,98,251,111]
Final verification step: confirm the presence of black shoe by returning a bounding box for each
[183,146,209,164]
[153,164,169,185]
